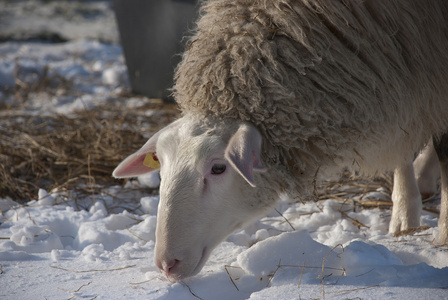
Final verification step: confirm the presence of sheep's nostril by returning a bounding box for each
[157,259,180,275]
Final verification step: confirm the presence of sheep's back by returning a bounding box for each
[174,0,448,193]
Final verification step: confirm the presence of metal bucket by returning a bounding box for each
[114,0,198,100]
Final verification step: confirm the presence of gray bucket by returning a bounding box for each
[113,0,198,100]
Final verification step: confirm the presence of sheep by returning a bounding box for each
[113,0,448,280]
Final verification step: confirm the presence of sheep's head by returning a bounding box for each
[113,115,272,280]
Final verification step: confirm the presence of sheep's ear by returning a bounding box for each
[112,133,160,178]
[113,120,181,178]
[225,123,266,187]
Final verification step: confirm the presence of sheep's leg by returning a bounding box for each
[413,143,440,198]
[433,134,448,244]
[389,163,422,234]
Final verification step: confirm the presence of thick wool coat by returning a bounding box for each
[174,0,448,196]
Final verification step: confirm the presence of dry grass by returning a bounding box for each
[0,85,441,220]
[0,101,178,202]
[0,44,181,202]
[317,171,441,218]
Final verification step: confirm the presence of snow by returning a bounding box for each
[0,39,129,114]
[0,1,118,43]
[1,188,447,299]
[1,1,447,299]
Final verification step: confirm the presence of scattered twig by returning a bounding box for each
[312,167,321,201]
[355,268,375,278]
[338,209,370,229]
[224,265,240,291]
[0,205,10,222]
[180,281,204,300]
[422,207,440,215]
[357,200,392,207]
[129,275,165,286]
[319,244,344,300]
[278,264,344,272]
[50,264,136,273]
[275,208,296,231]
[326,284,380,295]
[320,244,344,278]
[422,193,438,203]
[129,279,153,286]
[393,226,430,237]
[57,281,92,293]
[266,259,282,287]
[297,261,305,289]
[127,227,148,241]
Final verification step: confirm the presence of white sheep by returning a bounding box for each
[113,0,448,280]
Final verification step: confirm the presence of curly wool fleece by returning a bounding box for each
[174,0,448,196]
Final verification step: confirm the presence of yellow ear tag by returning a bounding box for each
[143,153,160,169]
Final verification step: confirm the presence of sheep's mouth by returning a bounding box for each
[191,247,208,277]
[165,247,209,281]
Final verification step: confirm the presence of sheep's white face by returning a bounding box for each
[113,116,269,280]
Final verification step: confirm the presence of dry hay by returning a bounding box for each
[0,98,441,223]
[0,101,179,202]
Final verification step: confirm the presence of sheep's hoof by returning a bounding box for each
[391,225,430,237]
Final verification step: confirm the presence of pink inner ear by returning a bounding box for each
[252,152,264,170]
[225,123,265,187]
[113,118,184,179]
[113,153,155,178]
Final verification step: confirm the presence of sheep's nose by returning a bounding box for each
[156,258,180,276]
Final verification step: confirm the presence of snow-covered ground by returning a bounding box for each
[1,184,447,299]
[0,0,118,43]
[0,39,128,114]
[0,1,447,299]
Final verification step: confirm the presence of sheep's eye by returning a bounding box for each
[211,164,226,175]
